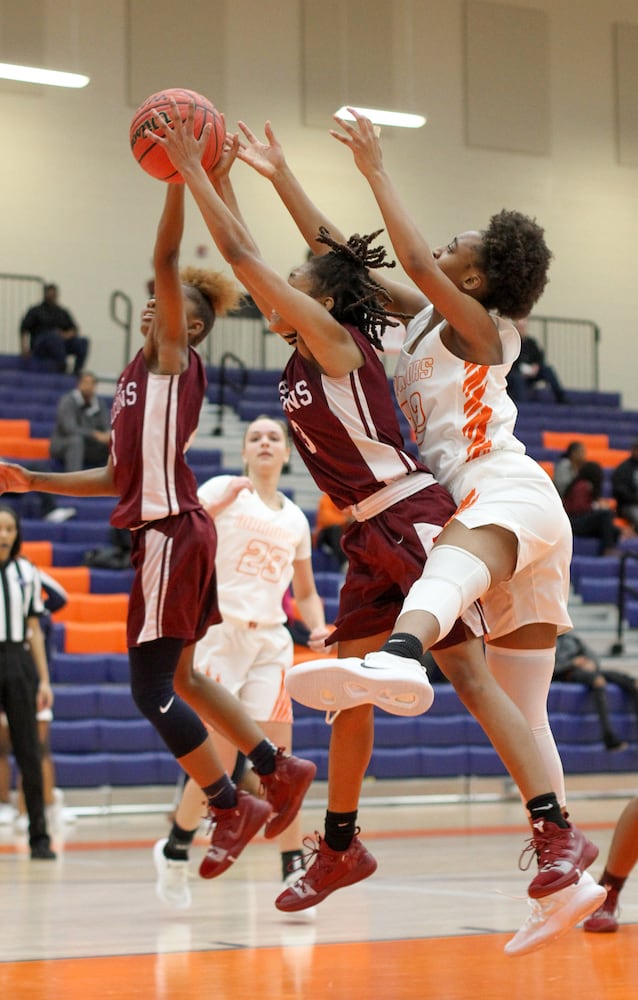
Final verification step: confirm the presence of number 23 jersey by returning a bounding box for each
[197,475,312,626]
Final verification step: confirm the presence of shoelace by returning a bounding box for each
[517,837,541,873]
[517,824,563,872]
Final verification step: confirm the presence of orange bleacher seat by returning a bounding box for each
[53,592,129,624]
[542,431,609,452]
[21,540,53,566]
[537,460,555,479]
[0,418,30,438]
[1,436,50,459]
[62,621,128,654]
[43,565,91,594]
[586,447,630,469]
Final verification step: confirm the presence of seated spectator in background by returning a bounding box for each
[611,439,638,533]
[312,493,352,571]
[49,371,110,473]
[84,526,131,570]
[507,317,568,404]
[553,632,638,751]
[20,283,89,375]
[554,440,586,498]
[563,460,620,555]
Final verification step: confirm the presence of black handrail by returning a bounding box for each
[211,351,247,437]
[610,549,638,655]
[109,290,133,369]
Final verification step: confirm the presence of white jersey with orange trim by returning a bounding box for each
[394,303,572,639]
[194,475,311,723]
[196,475,312,626]
[394,304,524,489]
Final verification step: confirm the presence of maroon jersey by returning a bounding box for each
[109,347,205,529]
[280,326,432,508]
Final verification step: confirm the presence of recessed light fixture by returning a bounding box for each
[334,106,426,129]
[0,62,90,89]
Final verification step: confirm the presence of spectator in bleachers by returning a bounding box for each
[49,371,111,473]
[19,283,89,375]
[313,492,352,572]
[507,318,568,404]
[563,461,620,555]
[0,503,55,858]
[611,439,638,533]
[553,440,586,498]
[584,796,638,934]
[552,631,638,751]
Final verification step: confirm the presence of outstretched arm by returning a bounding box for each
[145,183,189,375]
[0,459,117,497]
[237,120,424,318]
[331,109,497,348]
[153,101,362,377]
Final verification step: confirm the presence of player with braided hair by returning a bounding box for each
[271,109,601,953]
[153,103,602,952]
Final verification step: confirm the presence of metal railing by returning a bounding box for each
[0,273,45,355]
[527,314,600,391]
[109,290,133,370]
[210,351,247,437]
[610,549,638,655]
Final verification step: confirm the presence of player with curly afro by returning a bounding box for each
[229,110,602,954]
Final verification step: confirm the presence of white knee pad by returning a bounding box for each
[401,544,491,644]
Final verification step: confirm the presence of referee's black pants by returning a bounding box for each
[0,644,49,848]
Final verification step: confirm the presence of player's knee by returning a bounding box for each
[403,545,491,642]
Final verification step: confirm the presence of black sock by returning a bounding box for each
[202,773,237,811]
[165,821,197,860]
[231,751,247,784]
[281,849,304,880]
[526,793,569,829]
[248,739,277,776]
[599,868,626,894]
[381,632,424,662]
[324,809,358,852]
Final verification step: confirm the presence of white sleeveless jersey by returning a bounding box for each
[197,475,312,625]
[394,304,525,489]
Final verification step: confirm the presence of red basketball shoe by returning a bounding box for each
[275,833,377,912]
[199,791,272,879]
[259,749,317,840]
[521,819,599,898]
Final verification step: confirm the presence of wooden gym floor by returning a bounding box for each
[0,775,636,1000]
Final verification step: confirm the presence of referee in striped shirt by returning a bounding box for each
[0,504,55,859]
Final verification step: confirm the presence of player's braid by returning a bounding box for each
[311,227,410,350]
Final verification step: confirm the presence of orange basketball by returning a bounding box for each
[129,87,225,182]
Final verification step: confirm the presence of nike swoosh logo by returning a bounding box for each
[159,696,175,714]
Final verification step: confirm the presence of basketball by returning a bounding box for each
[129,88,225,182]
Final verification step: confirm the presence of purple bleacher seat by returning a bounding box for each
[313,572,344,598]
[107,753,165,785]
[578,577,620,604]
[467,747,508,776]
[49,652,109,684]
[89,568,134,594]
[97,686,139,719]
[98,720,161,752]
[52,542,95,565]
[53,754,110,787]
[61,521,111,545]
[572,537,601,557]
[52,686,100,719]
[50,721,100,753]
[106,656,130,683]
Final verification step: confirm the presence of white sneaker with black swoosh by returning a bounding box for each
[284,651,434,716]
